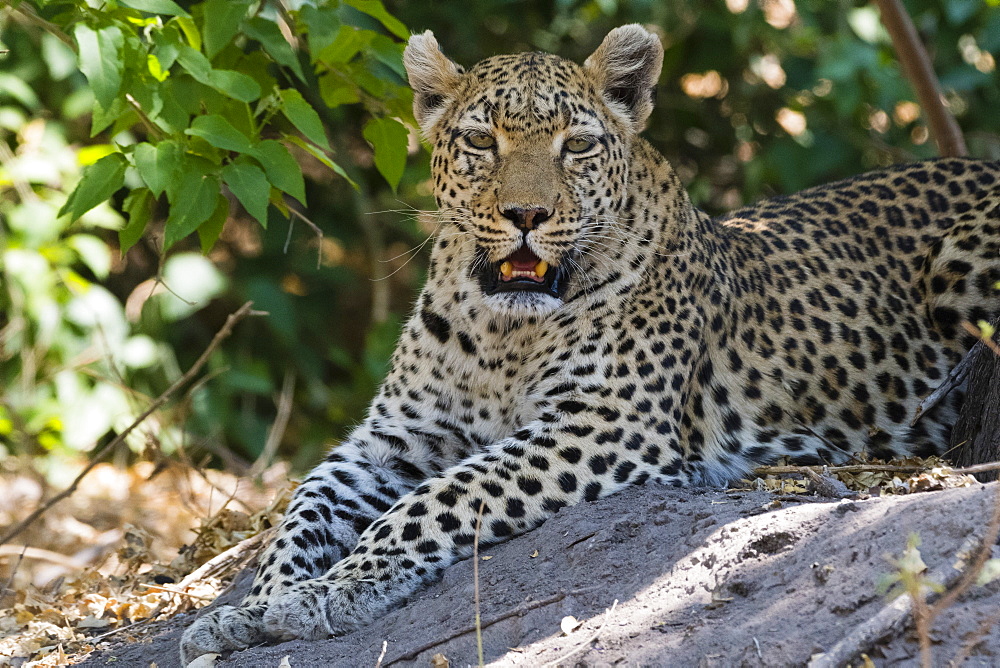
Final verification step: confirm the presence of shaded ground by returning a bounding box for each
[78,481,1000,667]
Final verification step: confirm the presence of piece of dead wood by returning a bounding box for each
[0,302,264,547]
[176,528,274,592]
[911,342,981,426]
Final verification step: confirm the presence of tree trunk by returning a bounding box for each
[950,343,1000,482]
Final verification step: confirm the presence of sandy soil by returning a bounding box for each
[78,482,1000,667]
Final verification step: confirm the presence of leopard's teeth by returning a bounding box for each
[535,260,548,278]
[500,261,513,278]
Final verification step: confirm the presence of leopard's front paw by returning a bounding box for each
[262,578,368,641]
[180,604,266,666]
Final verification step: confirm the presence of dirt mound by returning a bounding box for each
[77,482,1000,667]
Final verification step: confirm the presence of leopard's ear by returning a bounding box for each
[404,31,464,135]
[584,24,663,131]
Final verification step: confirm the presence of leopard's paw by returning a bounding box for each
[262,578,364,641]
[180,604,266,666]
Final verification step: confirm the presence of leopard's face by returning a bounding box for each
[405,31,662,316]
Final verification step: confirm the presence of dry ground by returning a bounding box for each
[14,468,991,668]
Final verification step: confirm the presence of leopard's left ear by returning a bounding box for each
[404,31,465,135]
[584,24,663,131]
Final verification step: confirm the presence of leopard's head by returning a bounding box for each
[404,25,663,315]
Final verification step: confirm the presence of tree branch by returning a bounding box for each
[874,0,968,157]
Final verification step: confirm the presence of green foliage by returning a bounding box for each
[22,0,414,254]
[1,0,998,473]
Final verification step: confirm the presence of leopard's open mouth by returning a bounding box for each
[475,245,570,299]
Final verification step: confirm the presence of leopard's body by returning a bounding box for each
[181,25,1000,662]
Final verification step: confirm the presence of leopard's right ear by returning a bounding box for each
[404,31,464,135]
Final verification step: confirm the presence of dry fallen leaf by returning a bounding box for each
[560,615,582,635]
[481,555,492,561]
[430,653,449,667]
[187,653,219,668]
[277,656,292,667]
[529,550,539,558]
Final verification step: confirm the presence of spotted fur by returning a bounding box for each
[181,25,1000,663]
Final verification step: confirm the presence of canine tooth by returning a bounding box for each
[500,261,513,278]
[535,260,548,277]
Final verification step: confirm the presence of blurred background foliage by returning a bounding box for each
[0,0,998,482]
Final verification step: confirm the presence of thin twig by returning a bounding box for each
[874,0,968,157]
[290,208,324,269]
[138,583,214,601]
[374,640,388,668]
[0,545,28,601]
[0,302,263,546]
[249,370,296,478]
[473,499,486,668]
[912,342,980,426]
[542,599,618,668]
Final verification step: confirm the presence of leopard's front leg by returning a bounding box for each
[180,439,422,663]
[262,404,685,639]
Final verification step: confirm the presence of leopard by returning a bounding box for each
[181,24,1000,663]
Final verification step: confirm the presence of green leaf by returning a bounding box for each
[119,0,190,17]
[175,16,201,51]
[74,23,124,110]
[319,72,361,108]
[198,194,230,253]
[319,25,372,64]
[279,88,329,149]
[285,135,358,190]
[121,188,153,253]
[342,0,409,39]
[185,114,254,153]
[176,46,261,102]
[299,5,341,60]
[202,0,253,58]
[59,152,127,220]
[245,17,305,81]
[222,162,270,226]
[133,140,182,198]
[362,117,408,192]
[164,171,221,250]
[207,69,262,103]
[250,140,306,203]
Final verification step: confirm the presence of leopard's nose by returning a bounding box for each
[501,206,551,231]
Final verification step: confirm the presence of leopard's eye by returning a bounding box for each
[565,137,596,153]
[466,133,496,150]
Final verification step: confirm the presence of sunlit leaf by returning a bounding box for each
[197,194,230,253]
[363,116,408,192]
[133,140,183,198]
[245,17,305,81]
[279,88,329,149]
[164,171,221,250]
[120,188,153,254]
[285,134,358,189]
[342,0,409,39]
[59,153,127,221]
[250,140,306,203]
[74,23,124,110]
[185,114,254,153]
[202,0,253,58]
[176,46,261,102]
[222,162,270,226]
[119,0,190,17]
